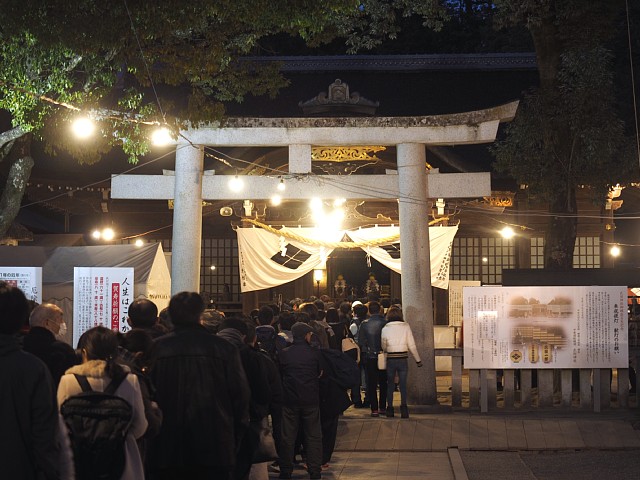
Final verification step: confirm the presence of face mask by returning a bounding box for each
[56,322,67,340]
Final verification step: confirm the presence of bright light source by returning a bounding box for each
[310,197,323,211]
[333,198,346,208]
[313,269,324,282]
[270,194,282,206]
[72,117,95,139]
[210,265,216,271]
[482,257,488,263]
[277,179,286,191]
[102,228,115,241]
[331,208,345,223]
[151,127,172,146]
[134,239,144,247]
[228,175,244,192]
[91,229,101,240]
[611,245,621,257]
[500,226,515,239]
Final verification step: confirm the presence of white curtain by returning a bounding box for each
[346,225,458,289]
[237,227,342,292]
[237,225,457,292]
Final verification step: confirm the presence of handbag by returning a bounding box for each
[341,337,360,363]
[377,352,386,370]
[249,417,278,464]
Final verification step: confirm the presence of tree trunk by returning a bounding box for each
[531,11,579,270]
[544,185,577,270]
[0,133,34,239]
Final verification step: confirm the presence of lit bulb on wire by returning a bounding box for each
[72,117,95,139]
[151,127,172,146]
[228,175,244,192]
[277,178,286,191]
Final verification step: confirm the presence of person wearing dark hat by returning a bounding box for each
[278,322,323,480]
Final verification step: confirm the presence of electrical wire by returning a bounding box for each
[123,0,165,121]
[626,0,640,173]
[19,145,188,209]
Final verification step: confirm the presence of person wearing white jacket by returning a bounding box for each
[380,307,422,418]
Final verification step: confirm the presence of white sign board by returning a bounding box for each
[0,267,42,303]
[463,286,628,369]
[448,280,481,326]
[73,267,134,346]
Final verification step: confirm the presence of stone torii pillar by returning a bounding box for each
[171,143,204,294]
[397,143,437,405]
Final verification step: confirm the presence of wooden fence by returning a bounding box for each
[435,347,639,413]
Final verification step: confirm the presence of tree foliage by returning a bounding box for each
[491,0,637,268]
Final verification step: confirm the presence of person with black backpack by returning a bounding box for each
[58,326,148,480]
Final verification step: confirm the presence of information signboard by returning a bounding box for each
[73,267,134,346]
[0,267,43,303]
[463,286,628,369]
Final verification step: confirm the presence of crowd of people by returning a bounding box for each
[0,280,422,480]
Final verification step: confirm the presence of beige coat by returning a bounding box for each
[57,360,148,480]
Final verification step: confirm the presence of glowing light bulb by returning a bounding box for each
[91,229,101,240]
[333,198,346,208]
[210,265,216,271]
[151,127,172,146]
[611,245,621,257]
[72,117,95,139]
[134,239,144,247]
[102,228,115,241]
[228,175,244,192]
[277,179,286,191]
[500,226,515,239]
[310,197,323,212]
[270,194,282,206]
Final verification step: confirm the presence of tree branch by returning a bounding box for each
[0,134,34,238]
[0,126,26,149]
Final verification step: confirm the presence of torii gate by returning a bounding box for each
[112,100,518,405]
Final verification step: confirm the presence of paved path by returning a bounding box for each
[268,407,640,479]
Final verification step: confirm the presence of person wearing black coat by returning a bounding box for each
[23,303,78,387]
[0,281,61,480]
[218,317,272,480]
[148,292,250,480]
[318,351,351,468]
[278,322,323,480]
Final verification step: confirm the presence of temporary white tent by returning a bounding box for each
[0,243,171,344]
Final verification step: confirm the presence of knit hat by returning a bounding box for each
[291,322,313,340]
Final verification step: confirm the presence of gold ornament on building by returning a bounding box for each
[312,146,386,162]
[483,191,514,207]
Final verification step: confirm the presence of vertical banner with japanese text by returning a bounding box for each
[448,280,481,327]
[0,267,42,303]
[73,267,134,346]
[463,286,628,369]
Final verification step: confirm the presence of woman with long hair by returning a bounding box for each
[380,307,422,418]
[57,326,148,479]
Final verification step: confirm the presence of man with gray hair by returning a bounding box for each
[23,303,77,387]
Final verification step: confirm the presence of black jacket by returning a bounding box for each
[218,328,271,421]
[0,334,60,480]
[319,353,352,418]
[279,339,322,407]
[148,324,250,469]
[22,326,78,387]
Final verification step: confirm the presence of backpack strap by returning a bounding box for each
[104,372,128,395]
[73,374,93,392]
